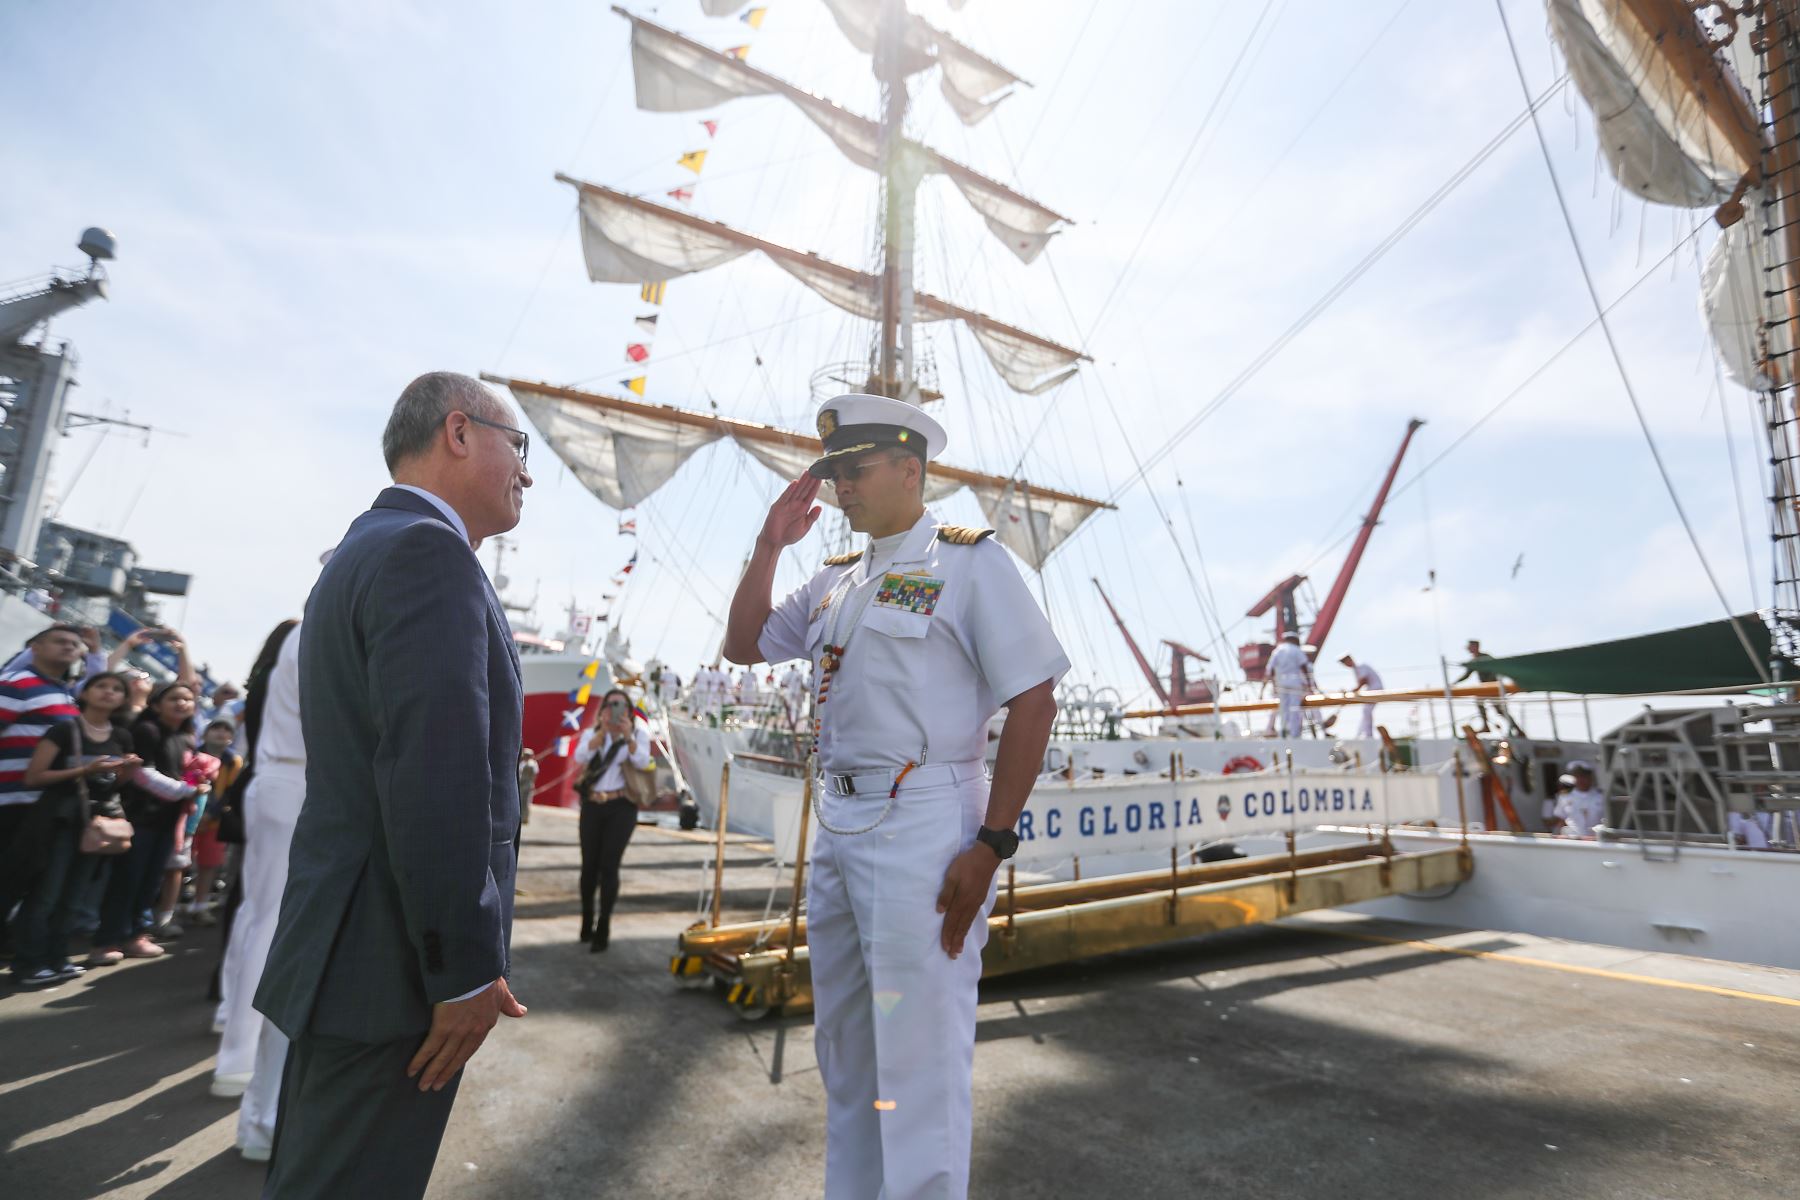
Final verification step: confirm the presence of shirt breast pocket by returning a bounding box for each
[862,605,932,642]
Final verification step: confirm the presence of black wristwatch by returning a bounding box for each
[975,825,1020,861]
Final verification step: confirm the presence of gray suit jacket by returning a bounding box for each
[255,488,523,1044]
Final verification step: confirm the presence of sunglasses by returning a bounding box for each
[824,452,907,486]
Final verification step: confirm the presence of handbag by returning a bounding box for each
[70,722,132,856]
[622,755,658,810]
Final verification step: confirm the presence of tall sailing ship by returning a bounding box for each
[495,0,1800,974]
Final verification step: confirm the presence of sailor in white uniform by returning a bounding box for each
[1554,760,1608,839]
[779,662,806,726]
[725,394,1066,1200]
[1338,654,1384,738]
[1266,631,1315,738]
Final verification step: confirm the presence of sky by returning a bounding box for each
[0,0,1775,738]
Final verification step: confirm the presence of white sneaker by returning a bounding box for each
[210,1072,251,1098]
[239,1139,272,1163]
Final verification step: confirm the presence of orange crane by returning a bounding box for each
[1092,579,1214,707]
[1239,418,1425,681]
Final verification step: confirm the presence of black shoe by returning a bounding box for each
[589,931,609,953]
[578,919,592,944]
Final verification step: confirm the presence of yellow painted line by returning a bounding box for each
[1314,927,1800,1009]
[642,824,775,853]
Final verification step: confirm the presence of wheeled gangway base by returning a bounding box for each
[670,839,1473,1019]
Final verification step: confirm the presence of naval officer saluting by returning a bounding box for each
[725,394,1066,1200]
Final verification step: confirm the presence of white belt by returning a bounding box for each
[821,759,987,798]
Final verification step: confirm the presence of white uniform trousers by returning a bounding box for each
[1357,704,1377,739]
[1275,683,1306,738]
[808,770,996,1200]
[212,764,305,1146]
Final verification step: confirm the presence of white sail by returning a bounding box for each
[576,187,751,281]
[972,480,1104,569]
[569,183,1085,392]
[620,12,1062,261]
[491,376,1110,567]
[819,0,1022,126]
[699,0,745,14]
[512,385,724,509]
[1547,0,1757,206]
[1703,189,1793,390]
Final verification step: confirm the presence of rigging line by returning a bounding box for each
[1078,0,1280,345]
[1119,0,1418,351]
[1692,231,1764,609]
[1013,0,1112,169]
[1288,218,1710,587]
[563,307,833,387]
[1100,73,1574,504]
[491,207,575,371]
[1498,0,1767,683]
[1075,1,1237,225]
[50,425,113,519]
[998,0,1418,472]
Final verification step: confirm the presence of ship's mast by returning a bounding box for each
[877,0,917,401]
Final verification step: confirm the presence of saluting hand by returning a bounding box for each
[935,845,1001,959]
[757,475,822,550]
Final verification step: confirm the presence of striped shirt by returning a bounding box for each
[0,667,80,806]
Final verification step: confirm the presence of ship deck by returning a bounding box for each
[4,806,1798,1198]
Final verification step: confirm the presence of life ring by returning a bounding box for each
[1221,755,1263,775]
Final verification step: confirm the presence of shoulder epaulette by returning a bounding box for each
[935,525,995,546]
[823,550,862,566]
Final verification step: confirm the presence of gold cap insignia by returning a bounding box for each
[817,408,839,439]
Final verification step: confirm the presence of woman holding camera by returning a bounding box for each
[10,672,140,986]
[573,689,651,952]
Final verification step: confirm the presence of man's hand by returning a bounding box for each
[405,977,528,1092]
[79,626,101,653]
[935,844,1001,959]
[758,475,822,551]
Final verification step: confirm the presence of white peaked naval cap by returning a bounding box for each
[807,393,948,479]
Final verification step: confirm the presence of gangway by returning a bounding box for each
[672,757,1474,1019]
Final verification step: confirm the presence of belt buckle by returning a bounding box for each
[833,773,855,796]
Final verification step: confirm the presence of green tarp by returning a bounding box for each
[1466,613,1782,695]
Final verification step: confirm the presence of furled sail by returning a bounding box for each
[817,0,1025,126]
[484,375,1112,568]
[617,9,1063,261]
[1546,0,1759,207]
[1702,187,1793,390]
[561,177,1088,393]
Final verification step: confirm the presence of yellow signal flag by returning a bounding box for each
[622,375,647,397]
[581,659,600,680]
[741,7,767,30]
[575,683,593,706]
[677,148,709,173]
[639,281,666,304]
[724,43,751,60]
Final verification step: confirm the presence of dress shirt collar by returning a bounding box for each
[392,484,472,547]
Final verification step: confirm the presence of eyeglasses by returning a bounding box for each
[824,452,905,486]
[464,413,530,467]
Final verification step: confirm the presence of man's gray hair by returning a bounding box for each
[381,372,505,473]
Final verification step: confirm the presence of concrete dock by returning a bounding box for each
[4,806,1798,1198]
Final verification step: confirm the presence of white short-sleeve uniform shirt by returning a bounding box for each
[758,512,1069,775]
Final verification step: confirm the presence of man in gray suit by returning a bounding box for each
[254,371,533,1197]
